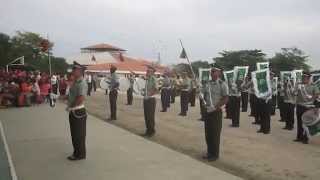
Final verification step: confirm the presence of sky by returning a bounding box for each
[1,0,320,68]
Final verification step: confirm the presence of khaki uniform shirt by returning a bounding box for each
[203,79,229,108]
[162,76,171,88]
[144,75,157,98]
[295,83,320,107]
[181,77,191,91]
[68,78,87,107]
[109,73,119,90]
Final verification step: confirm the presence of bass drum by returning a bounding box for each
[133,77,146,95]
[119,77,129,92]
[99,77,110,90]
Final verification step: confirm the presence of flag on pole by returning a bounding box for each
[179,48,187,59]
[91,55,96,61]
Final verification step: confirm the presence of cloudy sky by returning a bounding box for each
[1,0,319,68]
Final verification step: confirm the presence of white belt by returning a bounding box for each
[69,105,85,111]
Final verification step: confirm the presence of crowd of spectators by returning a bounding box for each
[0,68,71,108]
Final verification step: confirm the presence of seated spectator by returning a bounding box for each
[39,78,51,103]
[0,81,20,107]
[20,78,33,106]
[59,75,68,96]
[31,79,41,104]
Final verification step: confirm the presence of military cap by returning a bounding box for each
[210,63,222,71]
[110,64,117,71]
[146,64,156,72]
[303,71,312,77]
[72,61,86,71]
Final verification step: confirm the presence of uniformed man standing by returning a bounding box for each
[67,61,88,161]
[270,72,277,116]
[143,65,158,137]
[126,74,134,105]
[86,72,92,96]
[179,72,191,116]
[189,78,197,107]
[108,65,119,120]
[282,78,295,130]
[240,76,249,112]
[160,73,171,112]
[277,81,286,122]
[256,74,273,134]
[202,66,229,161]
[294,72,320,144]
[229,78,242,127]
[170,75,178,104]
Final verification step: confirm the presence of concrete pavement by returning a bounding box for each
[0,103,242,180]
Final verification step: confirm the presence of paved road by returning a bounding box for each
[0,125,11,180]
[0,104,241,180]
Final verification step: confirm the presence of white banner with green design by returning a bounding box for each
[223,70,234,89]
[312,73,320,89]
[252,69,272,99]
[280,71,293,82]
[257,62,269,70]
[292,70,303,85]
[234,66,249,82]
[199,68,211,86]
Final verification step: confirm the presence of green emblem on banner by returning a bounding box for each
[256,71,268,93]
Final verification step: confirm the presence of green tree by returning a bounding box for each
[214,49,266,72]
[0,31,68,73]
[191,60,210,76]
[269,47,310,74]
[0,33,12,67]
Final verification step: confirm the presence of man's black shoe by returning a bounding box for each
[67,155,85,161]
[257,130,263,133]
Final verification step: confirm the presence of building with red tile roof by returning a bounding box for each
[67,43,167,75]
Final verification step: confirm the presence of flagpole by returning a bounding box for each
[179,39,196,80]
[179,39,208,105]
[47,34,52,76]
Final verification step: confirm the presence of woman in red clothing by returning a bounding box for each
[39,77,51,103]
[20,78,33,106]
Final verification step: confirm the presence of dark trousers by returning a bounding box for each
[161,88,170,111]
[296,105,310,142]
[143,97,156,134]
[109,90,118,119]
[93,80,97,92]
[278,95,285,121]
[225,99,231,118]
[256,99,271,133]
[180,91,189,114]
[87,83,92,96]
[170,88,176,103]
[204,110,222,158]
[284,103,295,129]
[69,108,87,158]
[241,92,248,112]
[200,98,206,120]
[127,88,133,105]
[249,94,256,117]
[190,88,196,107]
[271,95,277,115]
[229,96,241,127]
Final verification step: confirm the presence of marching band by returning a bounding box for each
[84,61,320,162]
